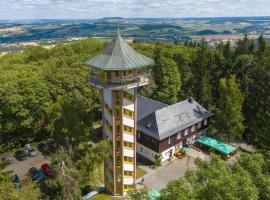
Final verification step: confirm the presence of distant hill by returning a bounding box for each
[0,16,270,44]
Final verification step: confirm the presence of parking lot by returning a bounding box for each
[136,149,210,190]
[4,150,50,179]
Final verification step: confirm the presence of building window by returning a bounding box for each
[168,137,171,144]
[124,108,134,119]
[124,156,134,163]
[138,132,140,139]
[140,147,143,152]
[184,129,188,136]
[124,141,133,149]
[177,133,181,140]
[204,119,208,126]
[191,125,195,132]
[124,184,132,191]
[124,125,134,134]
[124,91,134,102]
[198,122,202,129]
[124,171,133,177]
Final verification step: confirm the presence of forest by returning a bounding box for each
[0,35,270,199]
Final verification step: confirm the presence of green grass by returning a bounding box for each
[91,194,113,200]
[136,166,147,179]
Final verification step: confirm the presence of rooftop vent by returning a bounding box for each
[186,112,191,118]
[146,122,152,128]
[179,116,183,121]
[188,98,193,104]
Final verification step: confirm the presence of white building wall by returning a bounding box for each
[123,148,134,157]
[137,141,185,163]
[123,117,134,127]
[123,177,134,185]
[103,89,112,108]
[123,133,134,143]
[123,99,135,111]
[123,163,134,171]
[161,146,176,162]
[136,143,159,162]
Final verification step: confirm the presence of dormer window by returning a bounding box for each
[198,122,202,129]
[184,129,189,136]
[146,122,151,128]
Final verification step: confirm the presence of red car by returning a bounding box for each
[41,163,52,177]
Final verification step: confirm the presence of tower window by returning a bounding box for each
[124,156,134,163]
[124,141,134,149]
[124,108,134,119]
[124,125,134,134]
[124,91,134,102]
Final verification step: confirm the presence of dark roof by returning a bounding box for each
[85,32,154,71]
[137,97,214,141]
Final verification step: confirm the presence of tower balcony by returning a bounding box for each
[88,73,151,90]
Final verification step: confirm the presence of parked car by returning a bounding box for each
[2,153,14,163]
[37,143,48,152]
[41,162,52,177]
[12,175,22,190]
[24,143,32,150]
[29,167,44,181]
[27,148,37,157]
[15,150,28,161]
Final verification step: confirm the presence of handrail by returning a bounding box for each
[88,73,151,89]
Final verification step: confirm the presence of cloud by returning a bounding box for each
[0,0,269,19]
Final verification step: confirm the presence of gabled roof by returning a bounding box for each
[137,97,213,141]
[85,32,154,71]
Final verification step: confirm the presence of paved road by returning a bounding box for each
[136,149,210,191]
[4,150,50,179]
[137,156,197,190]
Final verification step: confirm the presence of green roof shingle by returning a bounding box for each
[85,33,154,71]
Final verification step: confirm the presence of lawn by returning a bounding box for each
[91,194,113,200]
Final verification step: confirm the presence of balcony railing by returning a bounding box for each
[88,73,151,90]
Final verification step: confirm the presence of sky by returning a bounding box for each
[0,0,269,20]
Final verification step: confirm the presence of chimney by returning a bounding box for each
[188,98,193,104]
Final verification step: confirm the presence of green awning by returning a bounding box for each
[149,189,160,200]
[196,136,236,156]
[181,147,189,153]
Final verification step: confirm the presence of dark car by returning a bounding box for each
[29,167,44,181]
[37,143,48,152]
[15,150,28,161]
[41,162,52,177]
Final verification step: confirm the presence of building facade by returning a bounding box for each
[136,96,213,162]
[86,32,154,196]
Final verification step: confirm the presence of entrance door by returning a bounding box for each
[169,149,173,157]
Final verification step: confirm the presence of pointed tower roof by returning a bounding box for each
[85,32,154,71]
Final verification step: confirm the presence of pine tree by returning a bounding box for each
[152,51,181,104]
[245,67,270,148]
[215,75,245,142]
[192,43,213,108]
